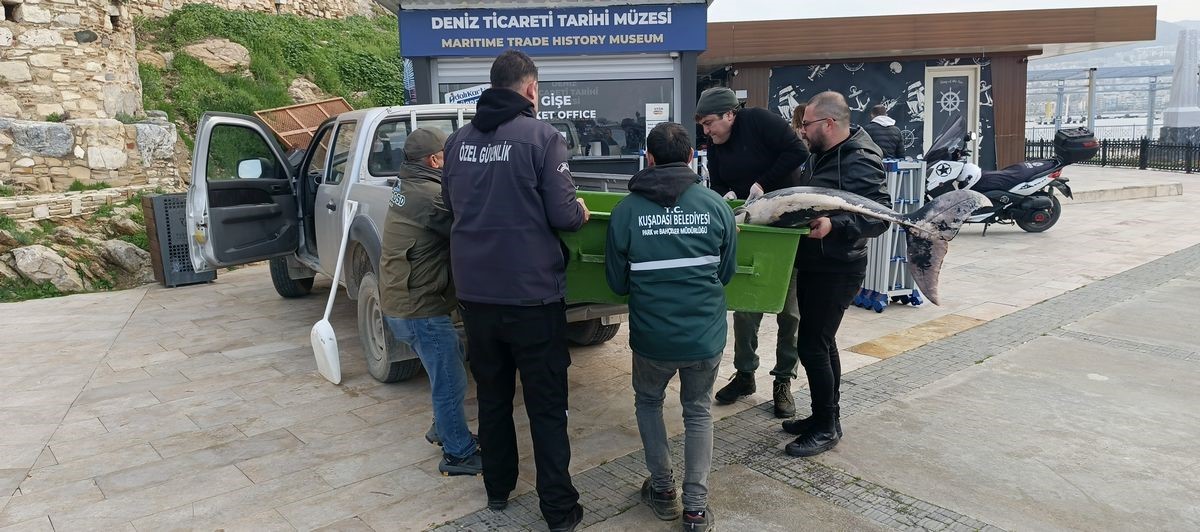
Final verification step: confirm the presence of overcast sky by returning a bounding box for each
[707,0,1196,23]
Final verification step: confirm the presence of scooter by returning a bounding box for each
[923,116,1098,235]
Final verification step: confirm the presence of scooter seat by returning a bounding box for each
[974,159,1058,192]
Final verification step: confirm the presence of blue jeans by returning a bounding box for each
[385,315,474,459]
[633,353,722,512]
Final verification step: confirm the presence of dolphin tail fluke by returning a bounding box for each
[901,189,990,241]
[899,190,989,306]
[905,233,947,305]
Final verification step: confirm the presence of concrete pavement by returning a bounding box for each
[0,168,1197,531]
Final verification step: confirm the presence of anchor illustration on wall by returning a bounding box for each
[979,80,994,107]
[847,85,870,112]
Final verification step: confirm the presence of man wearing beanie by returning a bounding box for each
[379,127,482,477]
[695,87,807,419]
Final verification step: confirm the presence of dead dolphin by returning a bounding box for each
[734,186,990,305]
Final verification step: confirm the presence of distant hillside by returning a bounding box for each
[1031,19,1199,69]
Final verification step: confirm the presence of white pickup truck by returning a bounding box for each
[185,104,626,383]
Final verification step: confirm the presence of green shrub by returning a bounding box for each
[0,184,14,197]
[115,112,141,124]
[0,214,17,232]
[68,180,112,192]
[120,231,150,251]
[95,204,116,218]
[0,277,63,302]
[45,112,65,122]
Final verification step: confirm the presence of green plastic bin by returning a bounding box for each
[560,191,808,314]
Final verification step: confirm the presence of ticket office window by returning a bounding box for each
[439,79,674,157]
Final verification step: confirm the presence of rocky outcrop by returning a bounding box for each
[288,78,327,104]
[10,244,86,292]
[182,39,251,75]
[100,239,154,284]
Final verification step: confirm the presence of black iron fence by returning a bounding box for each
[1025,138,1198,173]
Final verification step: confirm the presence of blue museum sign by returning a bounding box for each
[399,4,708,56]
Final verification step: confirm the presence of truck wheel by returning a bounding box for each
[269,257,313,298]
[566,319,621,346]
[356,271,422,383]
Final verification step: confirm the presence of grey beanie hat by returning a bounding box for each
[696,87,738,116]
[404,127,448,160]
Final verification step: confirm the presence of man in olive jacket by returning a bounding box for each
[379,127,481,476]
[605,122,736,532]
[782,91,890,458]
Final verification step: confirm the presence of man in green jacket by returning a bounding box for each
[379,127,481,476]
[605,122,737,532]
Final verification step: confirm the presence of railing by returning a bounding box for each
[1026,125,1161,141]
[1025,138,1198,173]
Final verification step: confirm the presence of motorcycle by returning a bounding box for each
[923,116,1098,235]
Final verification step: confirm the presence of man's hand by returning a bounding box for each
[723,190,737,200]
[808,217,832,239]
[577,197,591,224]
[748,183,765,201]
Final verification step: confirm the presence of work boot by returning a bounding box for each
[682,507,715,532]
[781,407,842,437]
[438,450,483,476]
[714,372,756,404]
[641,478,682,521]
[773,379,796,418]
[487,492,510,511]
[548,504,584,532]
[425,421,480,450]
[785,411,840,458]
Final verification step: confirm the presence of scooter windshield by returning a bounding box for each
[923,116,966,164]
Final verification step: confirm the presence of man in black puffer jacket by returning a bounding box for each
[861,104,905,159]
[782,91,891,458]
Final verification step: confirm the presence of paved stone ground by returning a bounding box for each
[0,171,1197,531]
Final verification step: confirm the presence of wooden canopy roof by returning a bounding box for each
[700,5,1158,67]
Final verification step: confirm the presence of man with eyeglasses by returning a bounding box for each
[694,87,808,420]
[781,91,890,458]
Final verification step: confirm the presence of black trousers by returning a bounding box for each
[461,300,580,525]
[795,270,865,417]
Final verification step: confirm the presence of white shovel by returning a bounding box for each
[311,199,359,385]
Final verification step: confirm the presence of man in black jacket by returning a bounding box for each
[442,49,588,532]
[696,87,807,419]
[782,91,890,457]
[862,104,905,159]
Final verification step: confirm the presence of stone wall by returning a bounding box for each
[0,183,159,220]
[0,0,141,122]
[127,0,377,21]
[0,116,180,194]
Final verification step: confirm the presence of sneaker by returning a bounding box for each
[682,507,715,532]
[548,504,584,532]
[641,478,682,521]
[714,372,756,404]
[772,379,796,418]
[784,422,840,458]
[438,451,482,476]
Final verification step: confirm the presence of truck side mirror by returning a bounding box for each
[237,158,265,179]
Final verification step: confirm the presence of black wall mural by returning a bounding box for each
[770,57,996,171]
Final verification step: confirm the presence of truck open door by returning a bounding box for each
[187,112,300,272]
